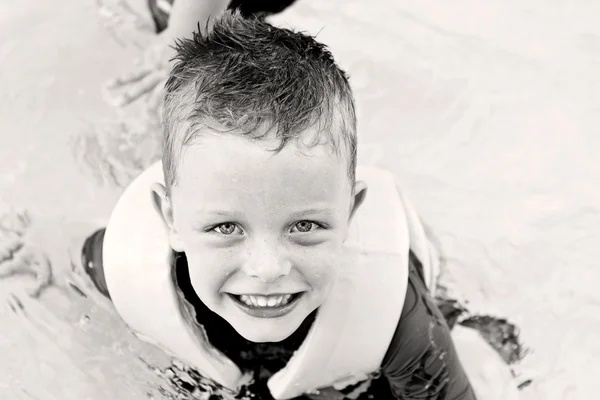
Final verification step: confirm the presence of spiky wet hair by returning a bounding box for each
[162,11,357,192]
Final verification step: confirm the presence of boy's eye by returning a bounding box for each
[213,223,243,235]
[291,220,318,233]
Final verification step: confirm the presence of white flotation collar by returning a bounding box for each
[103,161,439,399]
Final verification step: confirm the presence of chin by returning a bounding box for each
[240,331,291,343]
[228,314,305,343]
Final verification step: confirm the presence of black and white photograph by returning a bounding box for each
[0,0,597,399]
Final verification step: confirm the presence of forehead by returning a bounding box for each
[172,133,350,205]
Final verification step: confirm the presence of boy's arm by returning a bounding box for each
[380,257,477,400]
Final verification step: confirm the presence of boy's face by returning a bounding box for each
[154,130,365,343]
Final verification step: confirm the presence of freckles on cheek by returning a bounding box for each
[187,249,238,280]
[297,251,339,290]
[221,250,244,280]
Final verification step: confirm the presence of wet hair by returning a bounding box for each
[162,10,357,192]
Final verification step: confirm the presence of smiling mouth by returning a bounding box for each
[230,293,302,308]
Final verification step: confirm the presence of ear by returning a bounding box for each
[151,182,185,252]
[349,180,368,221]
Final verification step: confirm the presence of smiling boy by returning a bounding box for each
[80,11,483,399]
[159,132,359,343]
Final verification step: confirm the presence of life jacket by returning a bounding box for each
[102,161,440,400]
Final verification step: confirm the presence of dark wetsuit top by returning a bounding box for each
[379,253,476,399]
[84,229,477,399]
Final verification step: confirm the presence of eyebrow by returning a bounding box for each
[195,208,336,219]
[288,208,337,219]
[195,210,241,218]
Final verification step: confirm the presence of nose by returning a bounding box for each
[242,240,292,283]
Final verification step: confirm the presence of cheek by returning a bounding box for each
[294,245,341,292]
[184,248,238,297]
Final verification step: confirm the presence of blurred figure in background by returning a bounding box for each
[148,0,298,33]
[105,0,298,112]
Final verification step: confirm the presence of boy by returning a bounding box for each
[84,11,516,399]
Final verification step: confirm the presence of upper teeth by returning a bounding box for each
[239,294,293,308]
